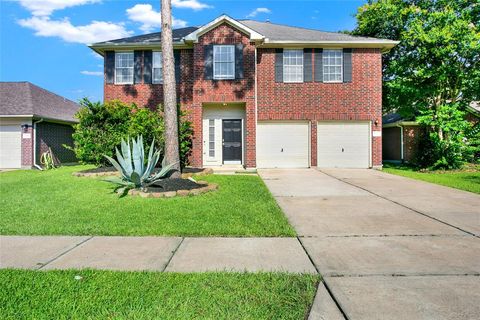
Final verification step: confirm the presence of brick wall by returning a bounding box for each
[36,122,77,165]
[403,125,424,163]
[21,125,33,167]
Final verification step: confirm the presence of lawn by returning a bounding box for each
[0,166,295,236]
[0,269,319,319]
[383,164,480,194]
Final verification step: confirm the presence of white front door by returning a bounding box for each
[317,122,370,168]
[257,122,310,168]
[0,125,22,169]
[202,118,223,166]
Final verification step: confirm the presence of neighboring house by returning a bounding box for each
[0,82,79,169]
[89,15,398,169]
[382,103,479,163]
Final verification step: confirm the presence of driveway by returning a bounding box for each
[260,168,480,320]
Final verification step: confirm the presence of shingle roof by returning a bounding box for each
[0,82,80,123]
[93,26,199,45]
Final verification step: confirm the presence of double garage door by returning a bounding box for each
[257,122,370,168]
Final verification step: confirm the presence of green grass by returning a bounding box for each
[0,166,294,236]
[383,164,480,194]
[0,269,319,320]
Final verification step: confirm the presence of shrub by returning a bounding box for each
[72,99,192,167]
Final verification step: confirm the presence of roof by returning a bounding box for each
[89,15,398,53]
[0,82,80,123]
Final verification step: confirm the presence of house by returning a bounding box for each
[0,82,79,169]
[383,103,479,163]
[89,15,398,169]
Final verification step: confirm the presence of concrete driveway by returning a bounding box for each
[260,168,480,320]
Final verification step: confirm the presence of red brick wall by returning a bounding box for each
[256,48,383,166]
[403,125,424,163]
[21,126,33,167]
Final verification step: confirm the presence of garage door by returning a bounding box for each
[257,122,309,168]
[317,122,370,168]
[0,125,22,169]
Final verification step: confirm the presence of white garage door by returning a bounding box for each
[0,125,22,169]
[257,122,309,168]
[317,122,370,168]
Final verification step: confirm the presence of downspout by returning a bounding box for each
[253,45,258,169]
[33,118,44,170]
[396,123,404,162]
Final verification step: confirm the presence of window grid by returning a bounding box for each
[152,52,163,84]
[208,119,215,157]
[283,49,304,83]
[323,49,343,83]
[115,52,134,84]
[213,45,235,80]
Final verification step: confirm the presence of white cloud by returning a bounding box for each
[81,71,103,76]
[126,4,187,33]
[246,7,271,18]
[17,0,100,17]
[18,16,133,44]
[172,0,211,11]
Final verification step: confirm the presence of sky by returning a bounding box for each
[0,0,365,102]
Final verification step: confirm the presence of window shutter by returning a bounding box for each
[105,51,115,84]
[134,51,143,84]
[303,48,313,82]
[235,44,244,79]
[275,48,283,83]
[174,50,181,83]
[204,45,214,80]
[314,48,323,82]
[143,51,152,84]
[343,48,352,83]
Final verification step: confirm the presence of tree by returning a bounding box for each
[161,0,181,177]
[354,0,480,168]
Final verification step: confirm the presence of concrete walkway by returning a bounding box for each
[260,168,480,320]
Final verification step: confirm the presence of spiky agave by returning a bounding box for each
[103,135,176,195]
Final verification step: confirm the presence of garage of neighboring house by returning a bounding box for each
[0,82,79,169]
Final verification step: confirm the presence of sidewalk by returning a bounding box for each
[0,236,316,273]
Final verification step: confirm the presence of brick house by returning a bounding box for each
[0,82,79,169]
[89,15,398,169]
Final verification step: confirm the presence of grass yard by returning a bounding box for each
[383,164,480,194]
[0,269,319,319]
[0,166,294,236]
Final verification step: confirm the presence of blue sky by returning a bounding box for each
[0,0,365,102]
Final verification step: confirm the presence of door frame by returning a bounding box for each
[222,118,243,165]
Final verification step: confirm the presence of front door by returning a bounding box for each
[222,119,242,164]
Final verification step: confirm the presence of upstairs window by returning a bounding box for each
[323,49,343,82]
[115,52,134,84]
[283,49,304,83]
[153,51,163,84]
[213,45,235,80]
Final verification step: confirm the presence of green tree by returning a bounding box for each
[354,0,480,168]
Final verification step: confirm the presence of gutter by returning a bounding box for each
[396,123,404,161]
[33,118,44,170]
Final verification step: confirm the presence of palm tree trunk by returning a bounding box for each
[161,0,181,177]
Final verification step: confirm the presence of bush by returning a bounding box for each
[72,99,192,167]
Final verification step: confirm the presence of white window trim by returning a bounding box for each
[283,49,304,83]
[114,51,134,85]
[323,49,343,83]
[213,45,235,80]
[152,51,163,84]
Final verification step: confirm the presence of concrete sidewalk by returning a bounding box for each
[0,236,316,273]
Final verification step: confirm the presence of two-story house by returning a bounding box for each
[89,15,398,169]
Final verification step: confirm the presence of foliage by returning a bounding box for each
[103,135,176,195]
[72,99,192,167]
[354,0,480,167]
[40,151,56,170]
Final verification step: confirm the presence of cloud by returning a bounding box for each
[246,7,271,18]
[126,4,187,33]
[17,0,100,17]
[81,71,103,76]
[172,0,212,11]
[18,16,133,44]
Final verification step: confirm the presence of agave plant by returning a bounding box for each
[103,135,176,195]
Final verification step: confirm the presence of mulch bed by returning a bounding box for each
[148,178,203,192]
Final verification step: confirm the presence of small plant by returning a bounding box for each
[103,135,176,195]
[40,151,56,170]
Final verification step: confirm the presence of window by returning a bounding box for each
[153,51,163,84]
[323,49,343,82]
[208,119,215,157]
[213,45,235,80]
[115,52,134,84]
[283,49,303,83]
